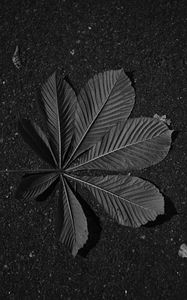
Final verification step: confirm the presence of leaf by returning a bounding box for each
[65,69,135,167]
[65,174,164,227]
[56,176,88,256]
[18,119,57,167]
[15,172,59,200]
[67,117,172,172]
[13,68,173,257]
[38,71,76,167]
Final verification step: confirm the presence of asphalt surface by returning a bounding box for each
[0,0,186,299]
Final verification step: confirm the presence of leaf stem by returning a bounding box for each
[0,168,63,174]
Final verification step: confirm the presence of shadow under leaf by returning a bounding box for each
[35,178,59,202]
[143,195,177,228]
[76,191,102,257]
[126,71,136,89]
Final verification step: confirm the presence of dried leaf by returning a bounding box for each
[153,114,171,126]
[12,45,22,69]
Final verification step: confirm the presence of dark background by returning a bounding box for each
[0,0,186,299]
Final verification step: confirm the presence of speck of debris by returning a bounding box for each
[70,49,75,55]
[140,235,146,240]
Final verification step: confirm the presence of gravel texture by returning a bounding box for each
[0,0,186,299]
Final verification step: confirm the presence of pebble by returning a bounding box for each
[178,243,187,258]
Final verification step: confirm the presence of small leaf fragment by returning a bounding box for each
[12,45,22,69]
[153,114,171,126]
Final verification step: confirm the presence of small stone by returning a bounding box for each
[140,235,146,240]
[178,243,187,258]
[29,251,34,258]
[3,264,8,269]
